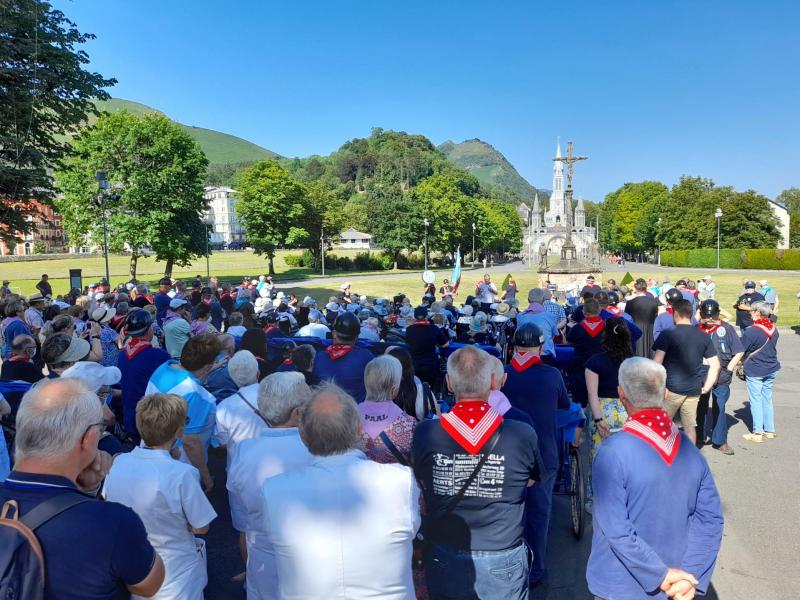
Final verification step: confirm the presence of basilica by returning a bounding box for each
[518,143,598,265]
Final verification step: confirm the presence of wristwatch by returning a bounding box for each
[593,417,603,423]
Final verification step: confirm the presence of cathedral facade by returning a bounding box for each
[518,142,597,265]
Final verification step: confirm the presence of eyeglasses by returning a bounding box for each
[81,421,106,441]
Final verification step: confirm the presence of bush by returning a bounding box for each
[283,253,303,267]
[353,252,385,271]
[660,248,800,270]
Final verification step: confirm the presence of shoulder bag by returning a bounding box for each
[735,336,771,381]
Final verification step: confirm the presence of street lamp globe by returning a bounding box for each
[715,208,723,219]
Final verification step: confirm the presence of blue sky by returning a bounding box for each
[57,0,799,201]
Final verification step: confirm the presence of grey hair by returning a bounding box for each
[299,383,360,456]
[750,301,772,317]
[258,371,312,426]
[228,350,259,388]
[135,284,148,295]
[364,355,402,403]
[618,357,666,410]
[446,346,493,400]
[489,356,505,390]
[218,333,236,357]
[15,378,102,461]
[307,309,322,323]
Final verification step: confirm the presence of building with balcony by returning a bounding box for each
[203,186,245,245]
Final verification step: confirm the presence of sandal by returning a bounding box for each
[742,433,763,443]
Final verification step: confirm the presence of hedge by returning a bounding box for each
[660,248,800,270]
[282,251,426,271]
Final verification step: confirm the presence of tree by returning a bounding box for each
[604,182,668,255]
[55,112,209,279]
[0,0,115,247]
[235,161,305,275]
[286,180,347,267]
[369,191,423,269]
[413,170,480,255]
[775,188,800,247]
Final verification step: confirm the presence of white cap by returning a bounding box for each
[759,280,768,286]
[169,298,189,309]
[61,361,121,392]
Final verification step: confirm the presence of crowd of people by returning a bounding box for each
[0,268,782,599]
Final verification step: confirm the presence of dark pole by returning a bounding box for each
[102,198,110,285]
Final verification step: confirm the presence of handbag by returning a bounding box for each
[412,428,502,568]
[735,336,770,381]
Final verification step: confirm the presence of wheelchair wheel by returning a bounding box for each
[568,445,585,540]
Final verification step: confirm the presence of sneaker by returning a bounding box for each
[712,443,735,455]
[742,433,763,443]
[763,432,776,440]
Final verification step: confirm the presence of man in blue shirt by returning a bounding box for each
[117,310,170,442]
[1,299,32,359]
[587,357,723,600]
[153,277,172,327]
[313,312,373,403]
[502,323,570,586]
[516,288,559,359]
[0,378,165,599]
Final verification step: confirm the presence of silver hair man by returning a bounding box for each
[363,355,402,402]
[299,384,360,456]
[15,378,102,461]
[307,309,323,323]
[217,333,236,357]
[618,357,667,410]
[446,346,494,400]
[749,301,772,318]
[228,350,259,388]
[258,371,312,426]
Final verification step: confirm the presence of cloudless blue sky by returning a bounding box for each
[56,0,799,201]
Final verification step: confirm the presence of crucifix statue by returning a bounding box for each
[553,141,588,261]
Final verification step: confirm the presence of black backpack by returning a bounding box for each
[0,493,91,599]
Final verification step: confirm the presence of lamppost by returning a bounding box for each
[95,171,111,285]
[471,222,476,267]
[715,208,723,270]
[657,217,662,266]
[423,218,429,271]
[320,226,326,277]
[203,219,211,279]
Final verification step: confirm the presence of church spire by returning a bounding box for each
[575,194,586,228]
[532,192,541,229]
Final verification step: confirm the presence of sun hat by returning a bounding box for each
[90,307,116,324]
[461,305,474,317]
[497,302,510,315]
[341,282,351,291]
[325,302,340,312]
[62,361,121,392]
[169,297,189,310]
[28,292,45,303]
[53,337,91,364]
[470,313,487,333]
[302,296,316,307]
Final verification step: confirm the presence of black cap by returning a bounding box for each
[414,306,429,320]
[699,299,721,319]
[744,280,756,289]
[665,288,683,305]
[675,279,687,287]
[333,312,360,340]
[158,277,172,287]
[125,309,153,337]
[201,286,212,295]
[607,290,620,306]
[514,322,544,348]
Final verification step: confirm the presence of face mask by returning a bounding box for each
[30,348,37,359]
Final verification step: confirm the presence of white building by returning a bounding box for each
[203,186,245,245]
[337,228,372,249]
[768,199,790,249]
[520,142,597,262]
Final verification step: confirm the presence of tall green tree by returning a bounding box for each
[775,187,800,247]
[604,182,668,254]
[413,170,480,255]
[0,0,115,246]
[235,161,305,275]
[369,191,423,269]
[55,112,208,278]
[286,180,347,267]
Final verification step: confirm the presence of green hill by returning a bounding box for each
[92,98,280,165]
[439,138,545,203]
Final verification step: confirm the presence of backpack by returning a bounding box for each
[0,493,91,599]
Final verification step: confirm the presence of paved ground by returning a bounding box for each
[202,323,800,600]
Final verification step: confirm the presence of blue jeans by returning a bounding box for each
[746,372,777,434]
[426,542,530,600]
[526,475,555,583]
[697,385,731,446]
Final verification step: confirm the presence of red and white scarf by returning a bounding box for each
[605,306,622,316]
[698,322,721,335]
[623,408,681,466]
[124,338,152,359]
[581,315,605,337]
[441,400,503,455]
[752,317,776,338]
[510,352,542,373]
[326,344,355,361]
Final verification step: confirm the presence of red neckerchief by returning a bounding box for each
[263,325,278,335]
[8,354,30,363]
[326,344,355,360]
[698,322,721,335]
[511,352,542,373]
[124,338,152,359]
[282,357,293,366]
[623,408,681,466]
[440,400,503,455]
[581,315,605,337]
[752,317,776,338]
[666,307,674,315]
[606,306,622,316]
[411,320,431,326]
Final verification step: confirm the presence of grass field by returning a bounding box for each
[3,254,798,326]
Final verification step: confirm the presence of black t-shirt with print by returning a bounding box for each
[411,418,542,551]
[652,324,716,395]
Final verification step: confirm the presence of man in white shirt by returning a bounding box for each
[104,392,217,600]
[564,274,580,307]
[296,309,330,338]
[475,274,498,311]
[226,372,314,600]
[262,383,420,600]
